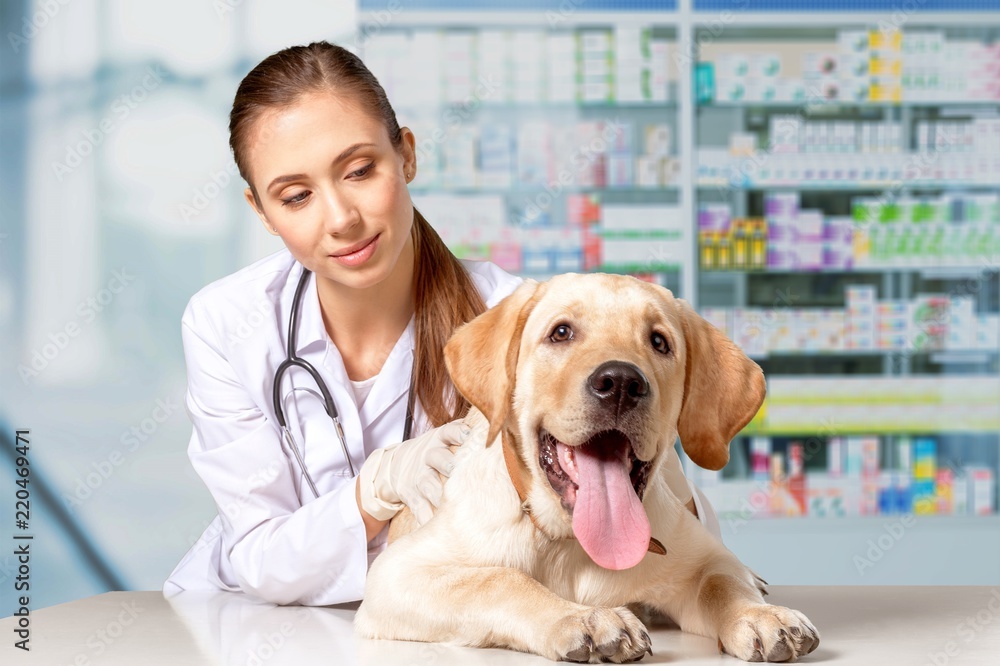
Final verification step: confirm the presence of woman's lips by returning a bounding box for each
[330,234,379,267]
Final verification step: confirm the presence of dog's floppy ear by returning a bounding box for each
[675,299,765,470]
[445,280,542,447]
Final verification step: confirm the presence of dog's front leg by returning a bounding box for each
[675,565,820,662]
[356,563,652,663]
[642,522,819,664]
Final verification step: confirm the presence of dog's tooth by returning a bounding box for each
[556,442,580,484]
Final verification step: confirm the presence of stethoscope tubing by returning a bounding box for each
[271,265,415,499]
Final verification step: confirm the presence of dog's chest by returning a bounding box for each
[527,539,645,607]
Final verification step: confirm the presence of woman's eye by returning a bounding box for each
[549,324,573,343]
[348,162,374,178]
[280,191,309,207]
[651,332,670,354]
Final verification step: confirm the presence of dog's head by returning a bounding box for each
[444,274,764,570]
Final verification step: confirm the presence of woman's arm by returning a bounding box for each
[180,296,373,606]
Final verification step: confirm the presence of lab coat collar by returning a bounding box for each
[292,266,416,360]
[324,314,416,438]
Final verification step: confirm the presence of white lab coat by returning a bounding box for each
[163,247,721,606]
[163,248,521,605]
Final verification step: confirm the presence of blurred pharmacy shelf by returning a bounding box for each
[694,22,999,571]
[358,2,1000,584]
[698,182,1000,190]
[704,100,1000,108]
[362,16,690,292]
[703,267,1000,275]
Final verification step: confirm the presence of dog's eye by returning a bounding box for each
[549,324,573,343]
[651,332,670,354]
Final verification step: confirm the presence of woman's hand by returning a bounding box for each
[357,419,472,527]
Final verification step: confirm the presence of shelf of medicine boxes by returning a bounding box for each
[690,36,1000,338]
[687,31,1000,534]
[700,100,1000,109]
[398,97,685,196]
[364,21,693,282]
[691,24,1000,189]
[696,182,1000,191]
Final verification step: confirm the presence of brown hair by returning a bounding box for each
[229,41,486,428]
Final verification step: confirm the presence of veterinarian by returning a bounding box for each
[164,41,719,606]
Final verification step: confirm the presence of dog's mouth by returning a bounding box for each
[539,430,652,510]
[538,429,653,570]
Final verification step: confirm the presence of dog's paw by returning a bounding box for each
[548,606,652,663]
[718,604,819,662]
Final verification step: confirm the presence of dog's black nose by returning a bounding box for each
[587,361,649,414]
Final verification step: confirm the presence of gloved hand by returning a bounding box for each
[357,419,471,525]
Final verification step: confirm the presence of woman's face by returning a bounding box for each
[243,90,417,291]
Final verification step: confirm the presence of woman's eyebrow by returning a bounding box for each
[267,173,308,193]
[266,142,378,193]
[334,142,377,164]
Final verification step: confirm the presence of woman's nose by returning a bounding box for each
[320,185,361,235]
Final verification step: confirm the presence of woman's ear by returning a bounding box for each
[245,187,278,235]
[399,127,417,182]
[444,280,542,446]
[675,299,766,470]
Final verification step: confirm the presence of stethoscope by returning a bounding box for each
[272,266,415,499]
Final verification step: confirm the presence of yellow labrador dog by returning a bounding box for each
[355,274,820,663]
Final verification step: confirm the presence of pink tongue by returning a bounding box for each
[571,437,651,570]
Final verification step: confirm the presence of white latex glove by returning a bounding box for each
[357,420,471,525]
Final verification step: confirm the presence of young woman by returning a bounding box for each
[163,41,521,605]
[164,40,719,606]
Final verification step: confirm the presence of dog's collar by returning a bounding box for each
[500,429,667,557]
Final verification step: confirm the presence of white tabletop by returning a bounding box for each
[4,587,999,665]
